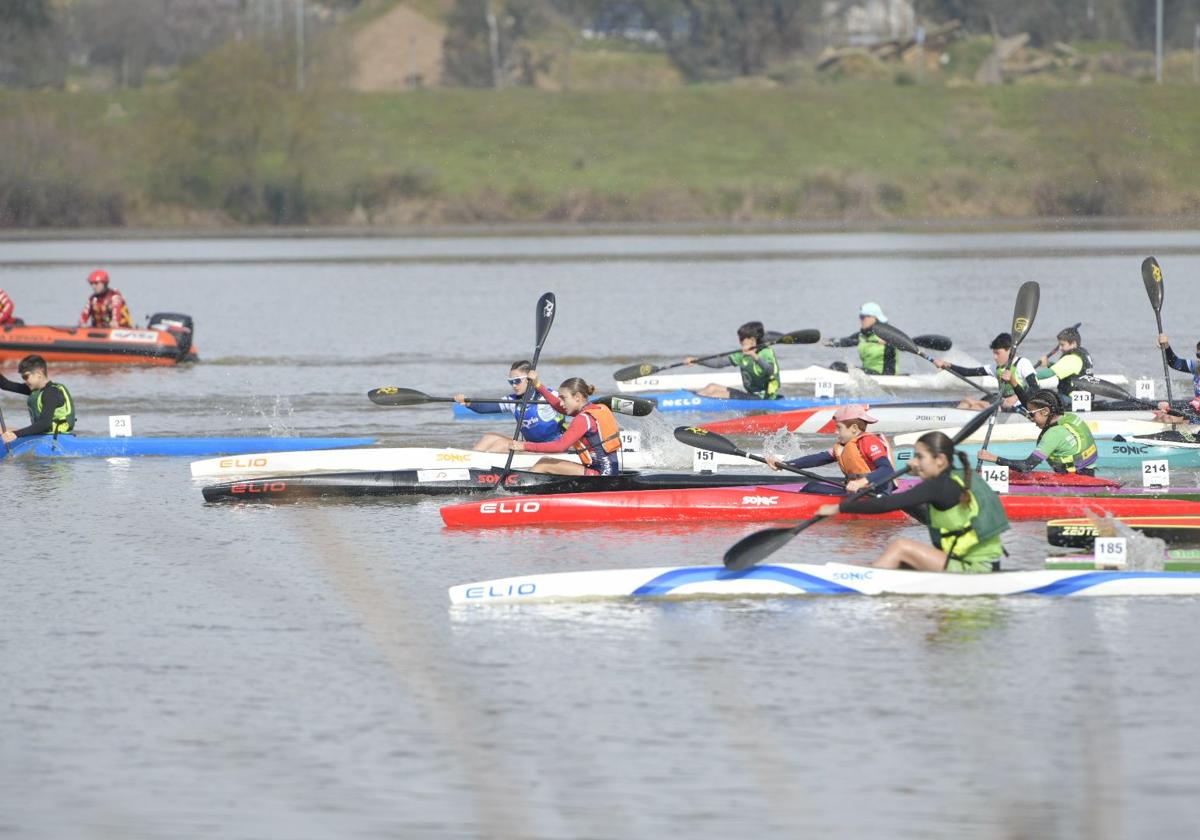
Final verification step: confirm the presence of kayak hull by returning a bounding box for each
[449,561,1200,604]
[0,324,197,364]
[439,484,1200,528]
[897,439,1200,469]
[1047,515,1200,548]
[452,391,897,417]
[5,435,375,458]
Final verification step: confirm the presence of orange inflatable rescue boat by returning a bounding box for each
[0,313,197,365]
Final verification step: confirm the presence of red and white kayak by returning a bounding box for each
[0,314,196,365]
[440,484,1200,528]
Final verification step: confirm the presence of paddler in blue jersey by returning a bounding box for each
[0,354,76,445]
[686,321,782,400]
[1033,326,1095,397]
[1154,333,1200,423]
[765,404,895,495]
[816,431,1009,573]
[977,389,1098,476]
[825,302,898,375]
[454,360,567,452]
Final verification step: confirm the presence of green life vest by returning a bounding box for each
[857,332,890,375]
[1040,412,1098,472]
[730,347,781,399]
[28,381,75,436]
[996,358,1030,397]
[925,472,1009,562]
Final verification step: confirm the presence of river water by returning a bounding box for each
[2,230,1200,839]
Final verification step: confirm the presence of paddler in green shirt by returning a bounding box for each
[0,354,76,445]
[1034,326,1095,397]
[825,302,898,375]
[977,389,1099,476]
[686,321,782,400]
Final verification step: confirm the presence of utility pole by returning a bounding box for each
[295,0,305,91]
[1155,0,1163,83]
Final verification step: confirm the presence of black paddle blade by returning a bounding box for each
[774,329,821,346]
[535,292,556,350]
[1072,377,1133,402]
[367,387,429,406]
[613,363,658,382]
[1011,281,1040,350]
[1141,257,1164,312]
[673,425,745,457]
[872,322,919,354]
[724,522,818,571]
[913,334,953,352]
[594,395,655,416]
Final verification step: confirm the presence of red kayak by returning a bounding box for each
[0,313,196,365]
[441,485,1200,528]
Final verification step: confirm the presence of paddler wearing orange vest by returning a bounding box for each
[508,374,623,475]
[765,403,896,495]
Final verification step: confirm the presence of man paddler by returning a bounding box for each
[933,332,1038,411]
[825,302,898,375]
[977,389,1098,476]
[0,354,76,445]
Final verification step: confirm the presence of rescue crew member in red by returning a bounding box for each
[764,403,895,495]
[0,288,17,326]
[508,374,623,475]
[0,354,76,444]
[79,269,133,328]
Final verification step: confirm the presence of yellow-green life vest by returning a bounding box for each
[1041,411,1098,472]
[996,358,1029,397]
[857,332,890,375]
[730,347,781,399]
[28,381,75,435]
[925,472,1009,563]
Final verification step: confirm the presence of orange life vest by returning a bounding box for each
[572,403,622,467]
[833,433,893,479]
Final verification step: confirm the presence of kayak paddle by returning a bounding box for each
[0,403,9,454]
[1142,256,1175,405]
[1070,378,1197,422]
[721,398,1003,571]
[873,322,992,396]
[979,280,1040,457]
[672,426,846,490]
[912,334,953,352]
[612,329,820,382]
[499,293,556,482]
[366,387,655,416]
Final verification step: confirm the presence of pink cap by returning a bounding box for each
[832,404,877,424]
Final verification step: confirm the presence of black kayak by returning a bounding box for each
[201,468,824,503]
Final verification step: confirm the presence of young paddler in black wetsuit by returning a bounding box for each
[0,354,76,445]
[933,332,1038,411]
[815,431,1009,573]
[685,321,782,401]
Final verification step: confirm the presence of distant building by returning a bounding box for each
[822,0,916,46]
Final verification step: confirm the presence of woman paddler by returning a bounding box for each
[815,431,1010,573]
[508,374,622,475]
[765,404,895,495]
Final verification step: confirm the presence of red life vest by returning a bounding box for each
[572,403,622,467]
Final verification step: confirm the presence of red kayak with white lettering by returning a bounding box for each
[440,484,1200,528]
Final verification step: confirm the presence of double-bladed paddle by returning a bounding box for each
[672,425,846,490]
[1142,256,1175,405]
[873,323,991,396]
[366,387,656,416]
[612,329,821,382]
[0,403,9,454]
[1070,378,1197,422]
[980,280,1040,456]
[721,398,1004,572]
[499,293,556,482]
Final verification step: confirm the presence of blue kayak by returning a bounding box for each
[3,435,376,458]
[452,390,929,419]
[896,439,1200,470]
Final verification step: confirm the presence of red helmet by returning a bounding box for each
[88,269,109,286]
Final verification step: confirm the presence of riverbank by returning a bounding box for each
[4,82,1200,228]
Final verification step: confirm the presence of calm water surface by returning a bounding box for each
[2,231,1200,839]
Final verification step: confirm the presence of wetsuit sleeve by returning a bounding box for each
[882,344,897,376]
[838,473,957,514]
[535,383,567,414]
[13,386,63,437]
[994,425,1065,471]
[0,373,31,395]
[1016,358,1039,392]
[947,363,988,378]
[993,452,1045,472]
[785,450,837,469]
[522,413,586,453]
[757,352,776,378]
[1164,345,1192,375]
[460,400,507,415]
[828,333,859,348]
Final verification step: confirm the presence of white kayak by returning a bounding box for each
[615,365,1130,394]
[449,561,1200,605]
[188,445,757,480]
[893,412,1170,446]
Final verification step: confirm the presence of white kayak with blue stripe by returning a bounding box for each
[4,434,376,459]
[449,561,1200,605]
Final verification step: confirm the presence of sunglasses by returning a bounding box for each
[507,377,526,386]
